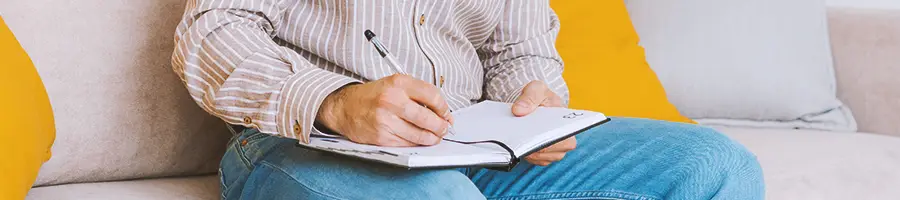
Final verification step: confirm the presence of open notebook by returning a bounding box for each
[297,101,610,171]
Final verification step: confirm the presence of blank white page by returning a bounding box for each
[445,101,607,156]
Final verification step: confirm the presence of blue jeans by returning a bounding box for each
[219,118,764,199]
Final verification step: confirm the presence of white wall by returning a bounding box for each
[827,0,900,9]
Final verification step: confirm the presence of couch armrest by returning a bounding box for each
[828,7,900,136]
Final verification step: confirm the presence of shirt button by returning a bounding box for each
[293,123,302,134]
[243,117,252,124]
[419,14,426,25]
[439,75,445,87]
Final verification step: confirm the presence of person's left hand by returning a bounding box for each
[511,81,576,166]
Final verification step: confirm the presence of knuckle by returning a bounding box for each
[554,153,567,161]
[385,74,400,81]
[414,109,431,123]
[415,130,438,144]
[375,92,397,107]
[373,110,392,123]
[430,93,448,109]
[414,132,437,145]
[399,101,415,116]
[426,132,441,144]
[424,119,444,135]
[375,94,390,106]
[407,131,423,144]
[428,91,441,103]
[564,143,577,151]
[566,139,578,150]
[387,74,409,86]
[374,134,399,146]
[425,84,441,93]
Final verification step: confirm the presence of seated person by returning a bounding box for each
[171,0,764,199]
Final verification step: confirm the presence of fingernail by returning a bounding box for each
[442,110,452,118]
[516,101,531,108]
[443,125,452,136]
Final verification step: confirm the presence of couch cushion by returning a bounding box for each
[626,0,857,131]
[828,7,900,136]
[0,0,231,186]
[719,127,900,200]
[26,175,220,200]
[25,128,900,200]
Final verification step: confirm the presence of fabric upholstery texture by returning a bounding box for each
[25,128,900,200]
[0,16,55,199]
[719,127,900,200]
[550,0,693,123]
[625,0,857,131]
[828,8,900,136]
[25,175,220,200]
[0,0,230,186]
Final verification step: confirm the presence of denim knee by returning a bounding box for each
[401,170,486,200]
[671,126,765,193]
[686,127,761,172]
[246,162,484,200]
[596,118,761,171]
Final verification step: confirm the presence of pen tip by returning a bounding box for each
[364,30,375,41]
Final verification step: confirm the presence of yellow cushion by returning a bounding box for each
[0,16,55,199]
[552,1,693,123]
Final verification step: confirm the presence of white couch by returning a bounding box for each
[2,1,897,199]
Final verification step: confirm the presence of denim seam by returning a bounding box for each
[487,190,660,200]
[218,168,227,199]
[235,140,254,169]
[259,161,348,200]
[236,132,270,168]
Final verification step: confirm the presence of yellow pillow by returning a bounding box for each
[552,1,693,123]
[0,16,55,199]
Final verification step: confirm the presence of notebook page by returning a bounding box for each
[382,141,510,167]
[445,101,607,156]
[305,137,509,167]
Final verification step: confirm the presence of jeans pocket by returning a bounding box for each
[240,129,269,145]
[235,128,282,168]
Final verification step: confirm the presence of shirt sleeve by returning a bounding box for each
[478,0,569,106]
[171,0,359,143]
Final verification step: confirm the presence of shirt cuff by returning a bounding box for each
[275,68,360,144]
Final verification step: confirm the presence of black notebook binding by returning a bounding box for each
[299,118,611,172]
[442,138,519,171]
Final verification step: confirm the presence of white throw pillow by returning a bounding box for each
[0,0,231,186]
[625,0,857,131]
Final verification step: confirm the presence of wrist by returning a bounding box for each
[316,84,355,134]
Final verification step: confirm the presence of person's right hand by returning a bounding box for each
[316,74,453,147]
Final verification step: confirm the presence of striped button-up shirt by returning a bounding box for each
[172,0,568,143]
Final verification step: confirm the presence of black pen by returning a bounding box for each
[364,30,457,136]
